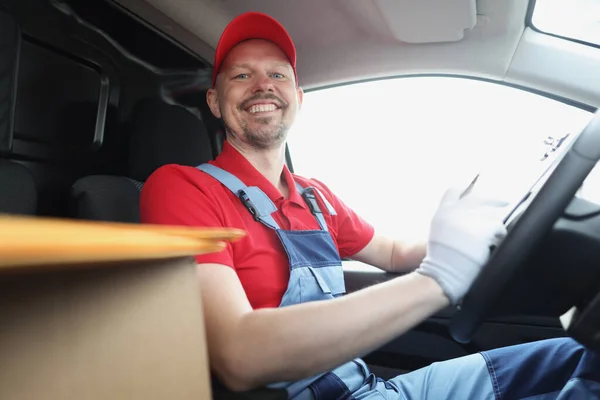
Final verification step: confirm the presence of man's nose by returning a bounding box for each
[252,74,275,93]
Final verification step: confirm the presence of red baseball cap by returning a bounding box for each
[211,12,297,87]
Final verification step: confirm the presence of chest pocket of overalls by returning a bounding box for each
[276,229,347,304]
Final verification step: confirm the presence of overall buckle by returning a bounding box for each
[302,188,322,215]
[238,190,259,220]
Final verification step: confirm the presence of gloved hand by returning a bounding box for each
[415,187,508,305]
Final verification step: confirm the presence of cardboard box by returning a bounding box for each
[0,215,244,400]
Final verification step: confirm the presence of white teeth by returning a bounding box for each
[249,104,277,113]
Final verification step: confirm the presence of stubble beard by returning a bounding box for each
[221,92,294,150]
[224,117,289,150]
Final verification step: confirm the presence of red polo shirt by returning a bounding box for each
[140,141,374,309]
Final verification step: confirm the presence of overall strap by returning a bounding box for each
[196,164,281,230]
[294,182,337,232]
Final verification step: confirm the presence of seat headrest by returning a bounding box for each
[128,99,213,182]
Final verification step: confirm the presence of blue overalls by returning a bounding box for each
[198,163,600,400]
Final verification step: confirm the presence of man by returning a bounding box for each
[140,11,599,399]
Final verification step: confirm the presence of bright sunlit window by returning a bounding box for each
[287,77,594,244]
[532,0,600,46]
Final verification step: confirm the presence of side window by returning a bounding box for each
[287,77,594,242]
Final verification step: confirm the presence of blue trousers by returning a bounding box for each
[349,338,599,399]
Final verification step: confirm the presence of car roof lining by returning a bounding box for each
[110,0,600,108]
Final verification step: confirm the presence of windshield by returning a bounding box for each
[474,126,581,214]
[287,77,594,242]
[532,0,600,46]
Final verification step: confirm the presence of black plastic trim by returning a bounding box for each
[92,74,110,150]
[564,290,600,353]
[285,143,294,173]
[102,0,211,68]
[0,8,21,154]
[18,34,109,152]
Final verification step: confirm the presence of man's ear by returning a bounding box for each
[206,88,222,119]
[296,86,304,110]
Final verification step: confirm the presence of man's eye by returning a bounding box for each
[235,73,249,79]
[272,73,285,79]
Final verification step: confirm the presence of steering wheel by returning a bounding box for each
[449,109,600,343]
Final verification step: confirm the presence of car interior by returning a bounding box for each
[1,0,600,398]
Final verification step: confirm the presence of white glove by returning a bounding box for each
[416,187,508,305]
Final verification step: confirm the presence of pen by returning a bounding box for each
[460,173,480,199]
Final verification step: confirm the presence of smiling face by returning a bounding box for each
[207,39,303,150]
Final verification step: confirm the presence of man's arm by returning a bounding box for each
[309,179,426,273]
[197,263,447,391]
[351,233,427,273]
[201,187,507,391]
[144,171,505,391]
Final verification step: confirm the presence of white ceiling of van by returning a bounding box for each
[113,0,600,108]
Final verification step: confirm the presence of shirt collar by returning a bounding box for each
[212,140,307,208]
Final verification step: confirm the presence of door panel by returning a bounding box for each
[344,264,566,372]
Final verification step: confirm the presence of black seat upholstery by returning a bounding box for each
[195,89,226,155]
[0,159,37,215]
[0,10,36,216]
[71,98,213,222]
